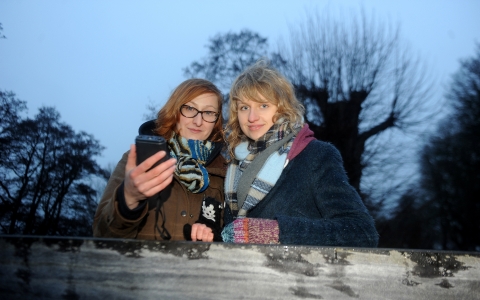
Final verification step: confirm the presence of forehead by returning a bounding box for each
[186,93,219,108]
[236,92,271,104]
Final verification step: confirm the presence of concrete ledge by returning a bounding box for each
[0,235,479,299]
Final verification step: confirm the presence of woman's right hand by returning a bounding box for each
[191,223,214,242]
[123,144,177,210]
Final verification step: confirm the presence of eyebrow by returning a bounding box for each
[236,99,248,105]
[186,102,218,111]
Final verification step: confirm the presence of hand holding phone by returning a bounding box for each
[135,135,170,170]
[123,136,174,209]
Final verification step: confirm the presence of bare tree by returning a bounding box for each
[0,22,6,39]
[183,30,270,120]
[184,30,269,92]
[144,31,269,121]
[275,9,435,209]
[0,101,107,236]
[184,10,435,212]
[143,98,159,121]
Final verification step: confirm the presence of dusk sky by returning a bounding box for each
[1,0,479,168]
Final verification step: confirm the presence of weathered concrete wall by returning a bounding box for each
[0,235,479,299]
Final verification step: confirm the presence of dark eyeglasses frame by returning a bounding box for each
[180,105,220,123]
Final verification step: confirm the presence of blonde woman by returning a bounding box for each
[193,61,378,246]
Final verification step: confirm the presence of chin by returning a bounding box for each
[190,135,208,141]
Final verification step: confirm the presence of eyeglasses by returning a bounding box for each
[180,105,220,123]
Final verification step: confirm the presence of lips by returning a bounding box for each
[188,128,202,134]
[248,124,263,131]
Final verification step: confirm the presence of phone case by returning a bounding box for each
[135,135,170,169]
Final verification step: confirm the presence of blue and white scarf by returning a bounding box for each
[168,133,213,193]
[224,119,301,218]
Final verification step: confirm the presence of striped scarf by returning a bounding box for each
[224,119,301,218]
[167,133,213,193]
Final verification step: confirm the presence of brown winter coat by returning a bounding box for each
[92,149,226,240]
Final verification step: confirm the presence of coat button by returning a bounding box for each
[181,211,187,217]
[190,214,194,218]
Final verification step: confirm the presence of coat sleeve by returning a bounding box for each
[275,142,379,247]
[92,151,149,238]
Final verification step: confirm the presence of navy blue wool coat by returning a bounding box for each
[242,140,379,247]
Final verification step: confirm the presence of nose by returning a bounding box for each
[248,108,259,122]
[193,113,203,126]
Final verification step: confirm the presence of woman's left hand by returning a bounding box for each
[191,223,214,242]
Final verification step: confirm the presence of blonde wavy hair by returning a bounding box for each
[154,78,224,142]
[226,60,305,159]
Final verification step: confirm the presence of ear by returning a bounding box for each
[272,112,279,123]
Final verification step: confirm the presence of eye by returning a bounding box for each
[260,103,269,109]
[185,105,195,111]
[203,111,218,116]
[239,105,249,111]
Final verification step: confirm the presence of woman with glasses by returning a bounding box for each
[93,79,226,241]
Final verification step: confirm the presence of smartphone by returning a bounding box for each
[135,135,170,170]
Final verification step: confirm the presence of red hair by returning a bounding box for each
[154,79,224,142]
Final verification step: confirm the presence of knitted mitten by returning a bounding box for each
[184,197,223,241]
[221,218,280,244]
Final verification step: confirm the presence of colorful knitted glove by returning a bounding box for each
[221,218,280,244]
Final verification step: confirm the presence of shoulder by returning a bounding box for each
[302,140,342,159]
[210,151,227,165]
[206,148,227,177]
[209,152,227,166]
[288,140,345,170]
